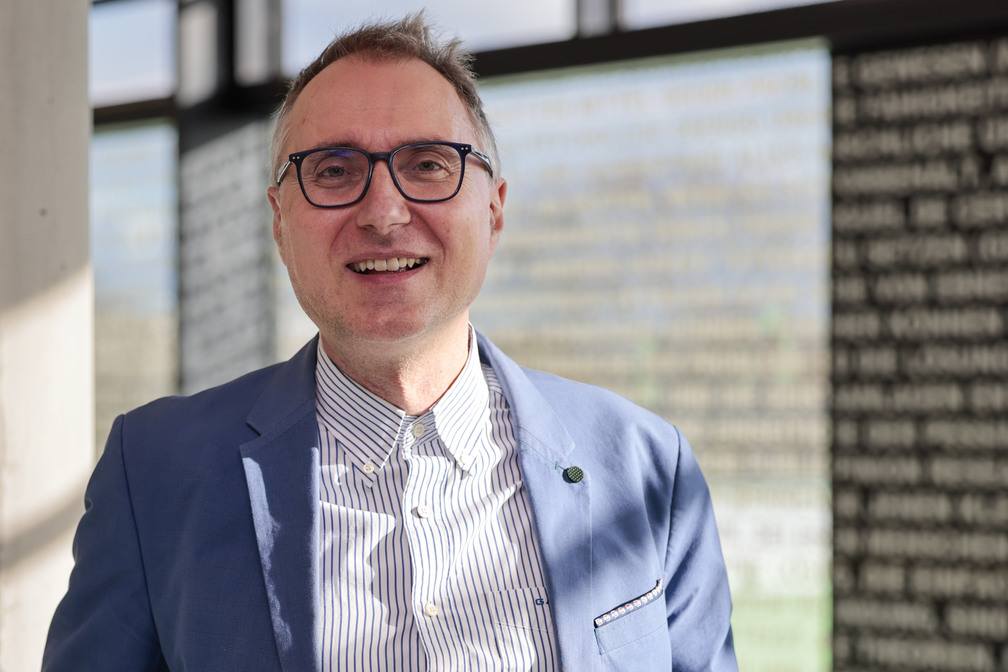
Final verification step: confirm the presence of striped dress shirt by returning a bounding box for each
[315,330,560,671]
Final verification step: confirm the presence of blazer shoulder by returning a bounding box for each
[131,361,282,419]
[117,361,288,450]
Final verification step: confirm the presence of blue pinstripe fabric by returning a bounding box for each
[315,330,560,670]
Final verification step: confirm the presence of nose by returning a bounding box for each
[355,160,410,235]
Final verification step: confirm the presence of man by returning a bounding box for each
[45,14,736,672]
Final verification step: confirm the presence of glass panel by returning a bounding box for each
[477,43,831,670]
[90,0,176,106]
[282,0,575,75]
[91,122,178,448]
[623,0,837,28]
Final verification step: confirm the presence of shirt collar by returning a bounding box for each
[314,326,489,475]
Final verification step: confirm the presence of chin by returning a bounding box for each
[335,314,437,346]
[306,291,468,350]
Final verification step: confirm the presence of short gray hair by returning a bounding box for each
[269,13,500,182]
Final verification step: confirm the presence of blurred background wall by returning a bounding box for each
[3,0,1007,669]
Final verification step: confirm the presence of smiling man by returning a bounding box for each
[44,14,737,672]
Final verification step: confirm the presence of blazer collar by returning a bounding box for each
[475,331,575,463]
[246,336,319,436]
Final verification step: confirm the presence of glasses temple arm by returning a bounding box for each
[470,149,494,177]
[275,160,292,186]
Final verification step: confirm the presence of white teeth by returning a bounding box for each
[352,257,425,273]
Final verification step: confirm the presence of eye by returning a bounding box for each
[404,153,451,175]
[396,145,459,182]
[318,164,347,178]
[414,158,446,173]
[304,150,366,185]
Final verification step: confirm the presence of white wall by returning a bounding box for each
[0,1,93,669]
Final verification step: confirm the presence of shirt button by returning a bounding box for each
[423,602,440,617]
[361,462,375,475]
[412,422,427,438]
[414,504,432,519]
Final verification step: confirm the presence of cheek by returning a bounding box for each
[286,214,342,260]
[281,234,323,286]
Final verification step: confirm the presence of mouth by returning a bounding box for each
[348,256,429,275]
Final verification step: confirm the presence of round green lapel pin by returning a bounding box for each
[563,465,584,483]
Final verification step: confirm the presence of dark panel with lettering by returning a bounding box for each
[832,37,1008,672]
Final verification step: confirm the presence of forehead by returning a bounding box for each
[287,56,476,150]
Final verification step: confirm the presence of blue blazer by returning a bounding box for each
[44,333,737,671]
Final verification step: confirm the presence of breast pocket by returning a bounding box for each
[484,587,558,671]
[593,579,671,671]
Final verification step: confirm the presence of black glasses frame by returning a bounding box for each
[275,141,494,209]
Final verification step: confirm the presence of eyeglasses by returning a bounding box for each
[275,141,494,208]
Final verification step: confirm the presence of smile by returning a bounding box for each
[349,257,429,274]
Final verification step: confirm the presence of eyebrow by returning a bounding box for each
[307,138,356,150]
[300,136,454,152]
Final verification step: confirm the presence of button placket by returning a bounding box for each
[401,432,423,628]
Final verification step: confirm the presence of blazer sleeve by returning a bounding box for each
[43,414,166,672]
[663,428,738,671]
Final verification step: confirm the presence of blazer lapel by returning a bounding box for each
[240,338,321,672]
[477,333,596,670]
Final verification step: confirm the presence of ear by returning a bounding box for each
[488,178,507,249]
[267,185,288,265]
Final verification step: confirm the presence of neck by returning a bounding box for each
[319,322,471,416]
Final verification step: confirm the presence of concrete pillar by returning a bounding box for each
[0,1,93,670]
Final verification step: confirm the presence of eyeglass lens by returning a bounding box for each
[299,143,464,206]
